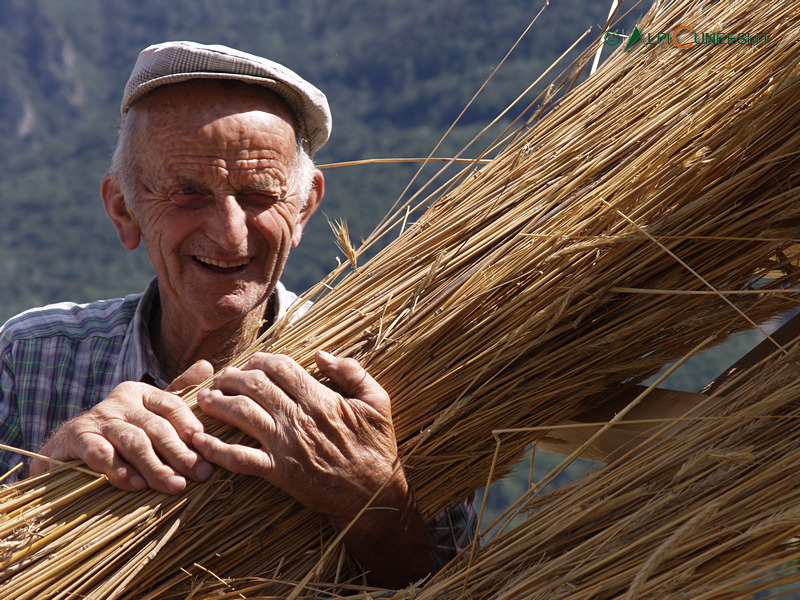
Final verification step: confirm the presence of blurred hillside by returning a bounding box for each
[0,0,638,320]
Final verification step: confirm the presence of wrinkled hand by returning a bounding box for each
[31,361,215,493]
[193,351,438,587]
[193,351,405,528]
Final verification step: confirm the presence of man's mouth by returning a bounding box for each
[193,256,252,270]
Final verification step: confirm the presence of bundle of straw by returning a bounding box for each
[3,0,800,597]
[393,334,800,600]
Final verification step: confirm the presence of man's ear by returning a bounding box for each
[291,169,324,247]
[101,173,141,250]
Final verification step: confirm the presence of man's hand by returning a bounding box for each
[30,361,215,493]
[193,351,399,521]
[193,351,438,587]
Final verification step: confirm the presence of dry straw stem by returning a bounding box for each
[3,0,800,597]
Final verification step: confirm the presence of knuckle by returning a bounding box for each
[145,390,180,415]
[152,464,176,480]
[269,354,296,377]
[112,381,142,399]
[198,390,225,414]
[196,390,213,408]
[82,440,115,468]
[225,394,255,419]
[244,371,274,401]
[197,389,216,408]
[106,471,131,490]
[106,422,151,452]
[214,366,241,388]
[142,417,171,439]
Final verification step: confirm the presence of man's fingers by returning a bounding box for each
[315,351,390,414]
[166,359,215,393]
[32,380,213,494]
[76,433,148,491]
[193,353,401,525]
[239,354,315,404]
[196,389,277,442]
[96,419,195,493]
[214,361,314,421]
[233,353,378,417]
[129,387,213,483]
[90,387,212,489]
[36,428,148,491]
[141,386,205,444]
[192,431,274,478]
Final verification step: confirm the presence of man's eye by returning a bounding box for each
[242,193,279,207]
[170,187,204,204]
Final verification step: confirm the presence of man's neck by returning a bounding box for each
[150,297,274,382]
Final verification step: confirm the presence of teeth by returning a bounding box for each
[195,256,251,268]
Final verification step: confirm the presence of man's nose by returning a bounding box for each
[206,195,248,249]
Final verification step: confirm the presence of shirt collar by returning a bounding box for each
[272,280,306,321]
[113,278,168,388]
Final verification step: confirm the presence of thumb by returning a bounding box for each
[166,360,215,394]
[315,351,390,414]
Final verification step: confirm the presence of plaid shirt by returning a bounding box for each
[427,497,477,566]
[0,280,474,559]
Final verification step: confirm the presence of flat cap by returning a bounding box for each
[122,41,331,155]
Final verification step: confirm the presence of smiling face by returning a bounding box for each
[103,80,322,333]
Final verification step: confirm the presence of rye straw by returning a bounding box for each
[2,0,800,597]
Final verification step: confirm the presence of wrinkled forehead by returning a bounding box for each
[127,79,299,147]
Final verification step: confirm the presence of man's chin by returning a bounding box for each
[197,294,271,325]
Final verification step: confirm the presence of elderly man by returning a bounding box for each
[0,41,471,588]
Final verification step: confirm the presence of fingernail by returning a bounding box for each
[318,350,335,360]
[130,474,146,490]
[167,474,187,493]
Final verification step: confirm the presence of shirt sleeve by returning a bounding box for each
[426,499,478,566]
[0,327,25,481]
